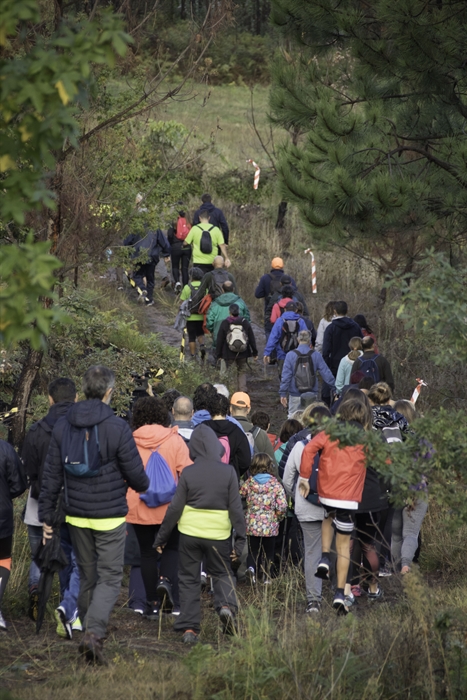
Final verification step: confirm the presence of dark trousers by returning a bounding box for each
[247,535,276,578]
[195,262,214,275]
[68,522,126,638]
[132,523,180,606]
[171,247,191,287]
[376,506,394,567]
[133,262,155,301]
[175,534,237,633]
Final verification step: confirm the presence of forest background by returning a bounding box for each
[3,0,467,698]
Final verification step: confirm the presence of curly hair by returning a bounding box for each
[131,396,171,430]
[250,410,270,432]
[193,383,217,412]
[249,452,275,476]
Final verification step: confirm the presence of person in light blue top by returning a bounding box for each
[279,330,336,417]
[335,337,363,395]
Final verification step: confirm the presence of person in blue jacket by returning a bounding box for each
[263,302,308,376]
[279,330,336,417]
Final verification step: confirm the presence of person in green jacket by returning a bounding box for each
[206,281,250,346]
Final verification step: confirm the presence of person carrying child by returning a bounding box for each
[239,453,287,584]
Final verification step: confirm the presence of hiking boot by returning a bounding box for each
[143,602,160,620]
[156,577,174,612]
[71,617,83,631]
[378,562,393,577]
[145,299,154,307]
[332,591,349,615]
[246,567,256,585]
[219,606,236,635]
[305,601,321,614]
[79,632,107,665]
[182,629,199,644]
[200,347,206,362]
[200,571,208,590]
[315,555,331,580]
[174,282,182,294]
[55,606,72,640]
[0,610,7,631]
[344,591,355,608]
[172,607,181,617]
[28,587,39,622]
[367,586,384,601]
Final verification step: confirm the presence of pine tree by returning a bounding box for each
[270,0,467,276]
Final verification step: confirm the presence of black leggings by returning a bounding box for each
[349,512,380,585]
[171,246,191,287]
[132,524,180,606]
[0,535,13,560]
[247,536,276,579]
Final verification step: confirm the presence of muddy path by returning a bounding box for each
[143,286,287,434]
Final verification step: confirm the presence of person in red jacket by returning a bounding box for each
[298,397,372,613]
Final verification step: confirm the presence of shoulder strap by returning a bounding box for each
[251,425,260,438]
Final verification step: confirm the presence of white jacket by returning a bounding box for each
[282,440,324,522]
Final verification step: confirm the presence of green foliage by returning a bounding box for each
[0,235,68,348]
[269,0,467,273]
[0,0,132,224]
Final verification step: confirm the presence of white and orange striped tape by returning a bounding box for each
[304,248,317,293]
[410,378,428,404]
[246,159,261,189]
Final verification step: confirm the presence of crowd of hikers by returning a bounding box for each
[0,197,428,665]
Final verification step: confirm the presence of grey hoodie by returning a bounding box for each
[154,424,246,555]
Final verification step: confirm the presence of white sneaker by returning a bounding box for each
[0,610,7,631]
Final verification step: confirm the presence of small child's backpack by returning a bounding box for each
[227,323,248,353]
[61,422,102,478]
[139,449,177,508]
[280,319,300,352]
[175,217,191,241]
[359,355,380,384]
[200,225,214,254]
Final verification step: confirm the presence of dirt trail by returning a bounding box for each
[144,287,287,433]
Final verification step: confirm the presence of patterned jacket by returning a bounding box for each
[239,475,287,537]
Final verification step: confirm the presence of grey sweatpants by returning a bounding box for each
[391,500,428,570]
[175,534,238,634]
[300,520,323,603]
[68,522,126,638]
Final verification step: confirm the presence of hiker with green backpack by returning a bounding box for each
[279,329,336,418]
[206,281,250,348]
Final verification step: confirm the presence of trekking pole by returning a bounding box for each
[304,249,317,294]
[179,327,186,363]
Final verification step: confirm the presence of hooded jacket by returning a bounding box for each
[38,399,149,525]
[206,293,250,342]
[216,316,257,361]
[203,418,251,479]
[153,424,246,555]
[22,401,74,499]
[126,424,190,525]
[0,439,27,537]
[283,439,324,523]
[239,475,287,537]
[352,351,395,392]
[255,270,297,312]
[300,427,366,509]
[192,202,229,244]
[322,317,363,376]
[234,416,278,470]
[263,311,308,361]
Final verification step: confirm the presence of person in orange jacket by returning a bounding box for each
[298,396,372,614]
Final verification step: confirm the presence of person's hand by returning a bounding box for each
[155,543,165,554]
[253,356,258,361]
[42,523,53,546]
[263,356,270,365]
[230,550,241,571]
[164,256,171,263]
[224,258,231,269]
[280,396,288,408]
[298,477,310,498]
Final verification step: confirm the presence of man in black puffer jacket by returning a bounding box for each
[322,300,363,375]
[39,365,149,665]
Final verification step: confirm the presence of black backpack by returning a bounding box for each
[210,269,230,298]
[187,282,201,315]
[267,273,282,300]
[200,225,214,254]
[359,355,380,383]
[280,319,300,352]
[61,422,102,478]
[293,349,316,393]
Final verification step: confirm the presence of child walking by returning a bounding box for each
[240,453,287,583]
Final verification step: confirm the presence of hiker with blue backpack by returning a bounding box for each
[263,301,309,377]
[126,396,190,620]
[38,365,149,665]
[351,336,395,392]
[279,330,336,418]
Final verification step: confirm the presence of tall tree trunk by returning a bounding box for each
[9,349,43,449]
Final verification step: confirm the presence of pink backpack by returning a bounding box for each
[219,435,231,464]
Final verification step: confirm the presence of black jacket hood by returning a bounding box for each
[189,423,224,461]
[43,401,74,430]
[333,316,361,331]
[66,399,115,428]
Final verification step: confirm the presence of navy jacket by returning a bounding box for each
[322,316,363,376]
[21,401,74,499]
[255,269,297,311]
[38,400,149,525]
[193,203,229,244]
[0,440,27,537]
[123,229,170,264]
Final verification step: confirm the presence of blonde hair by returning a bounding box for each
[393,399,417,424]
[348,336,363,362]
[367,382,393,406]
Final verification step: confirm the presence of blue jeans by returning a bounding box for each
[27,525,42,591]
[59,524,80,622]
